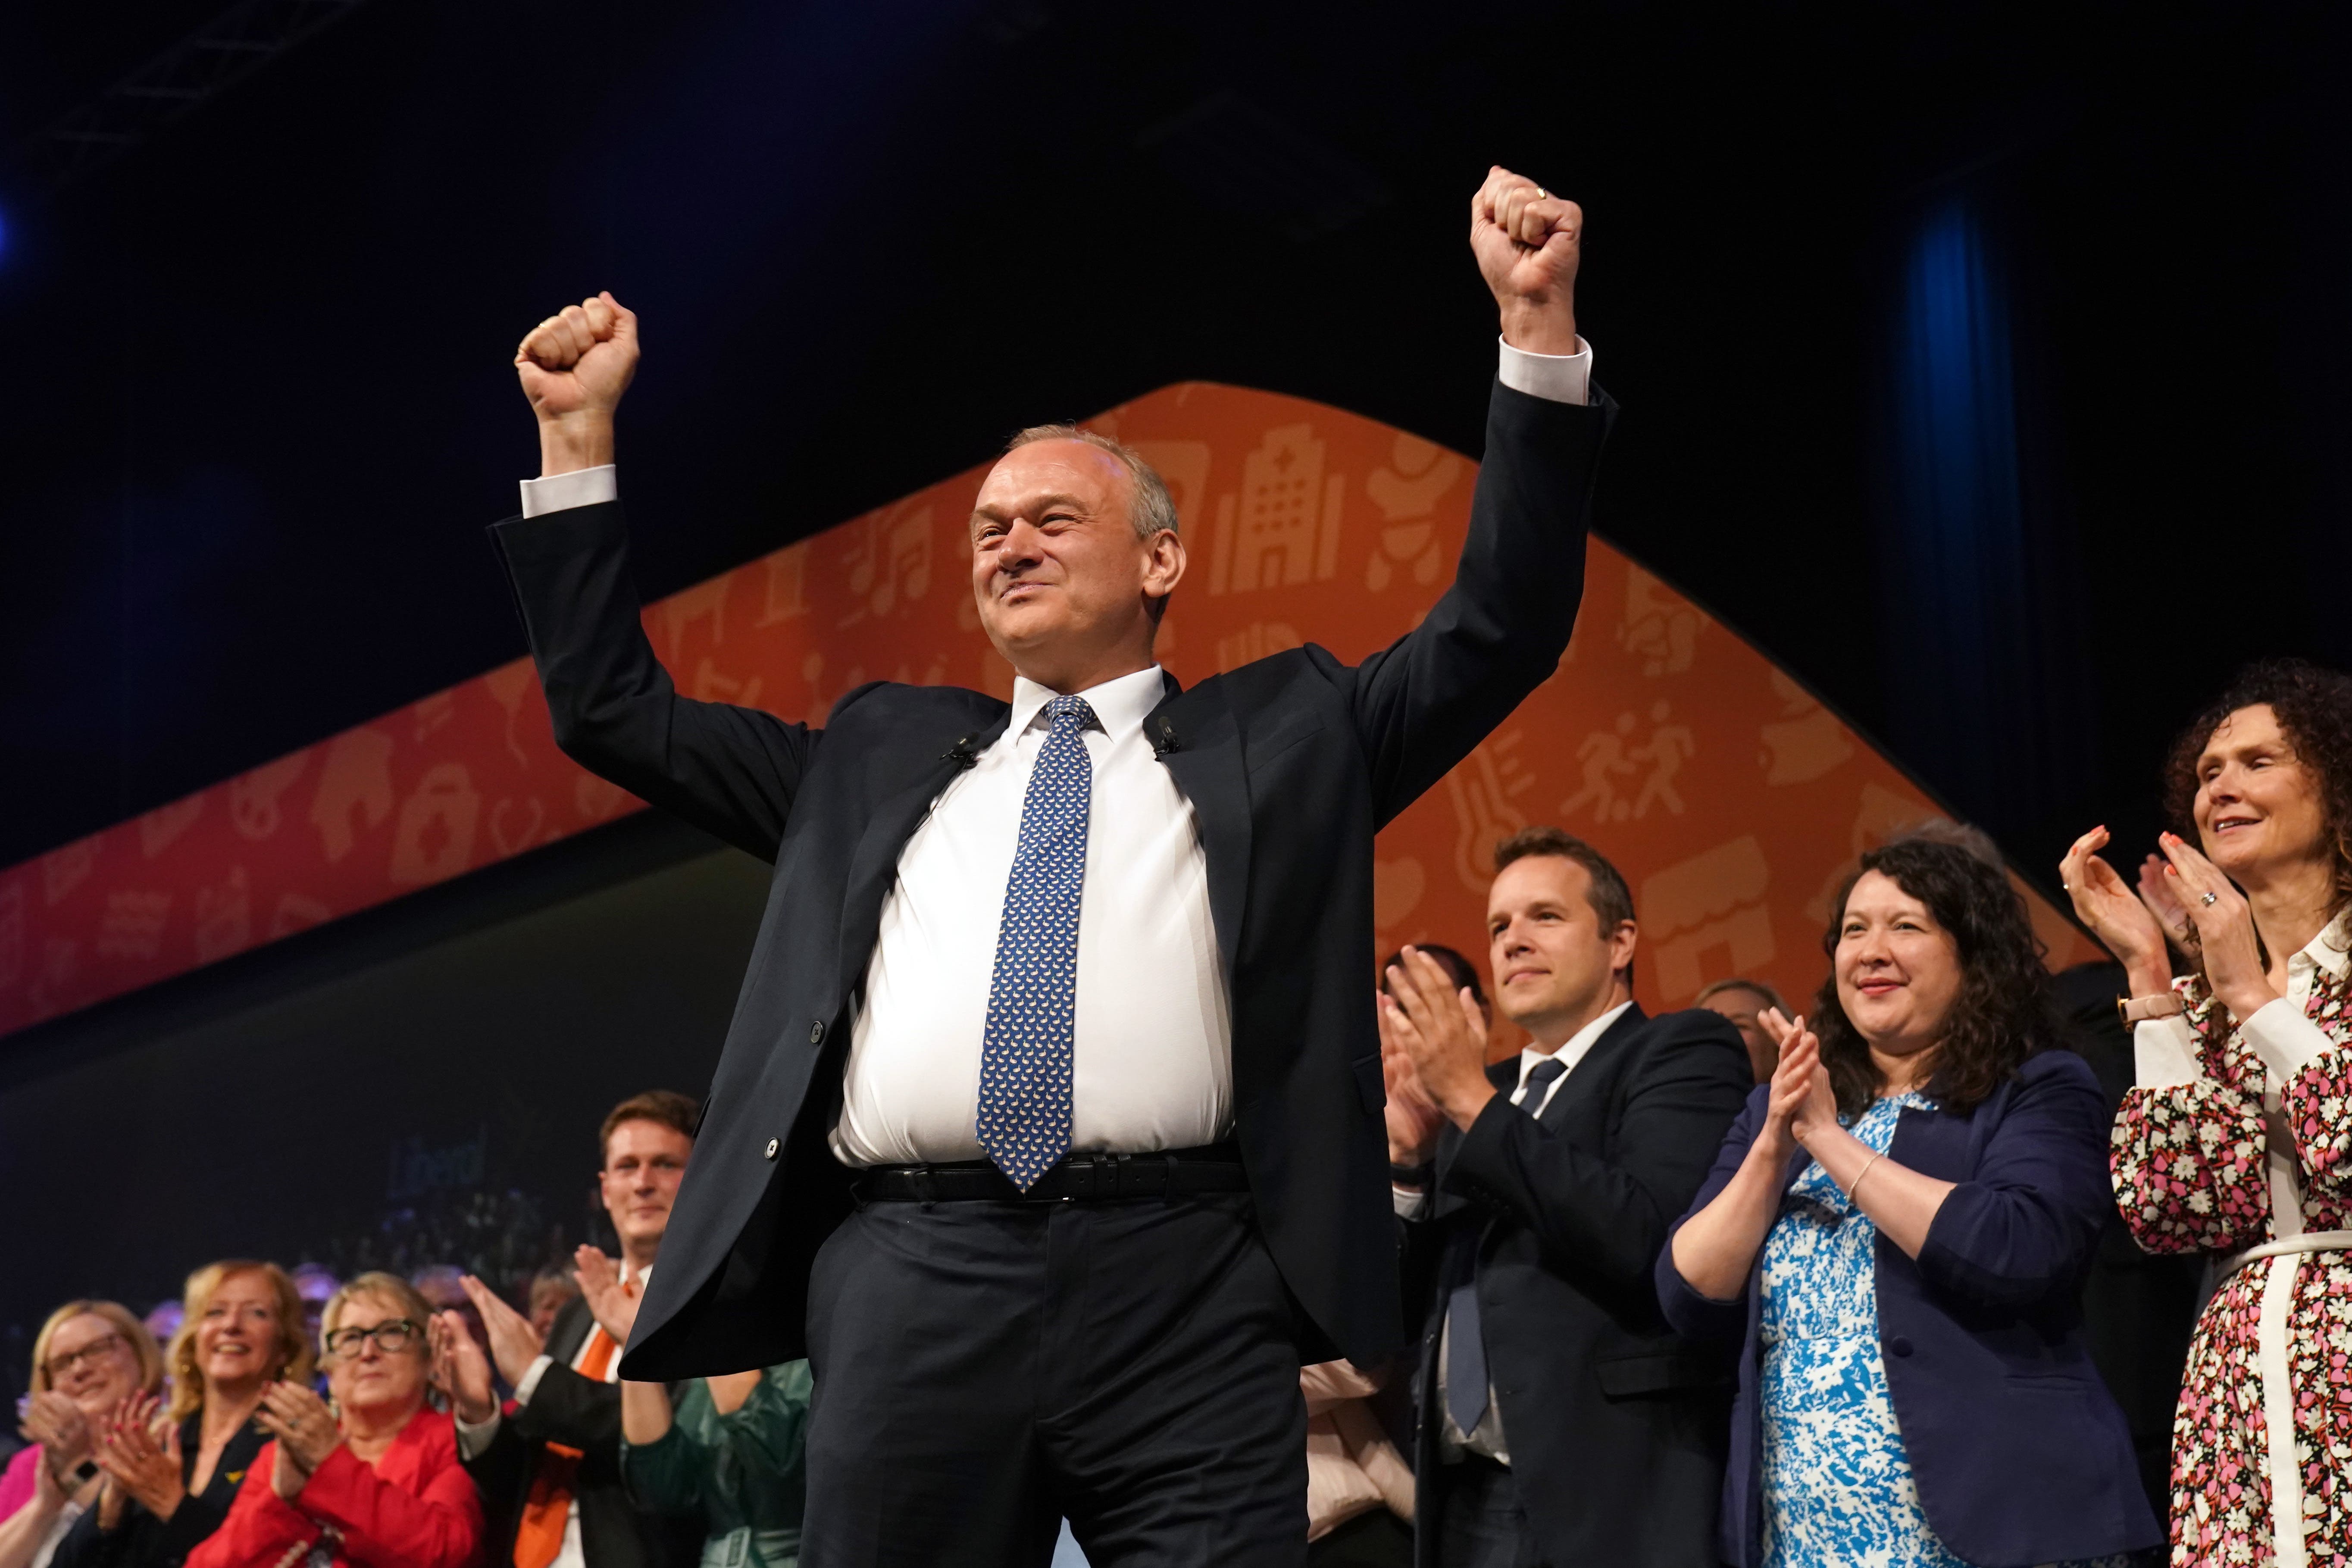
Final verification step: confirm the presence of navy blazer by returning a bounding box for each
[1404,1005,1752,1568]
[492,380,1613,1378]
[1655,1050,2162,1568]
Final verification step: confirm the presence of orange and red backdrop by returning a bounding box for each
[0,382,2096,1041]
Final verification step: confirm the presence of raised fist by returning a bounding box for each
[1470,167,1581,356]
[515,291,639,427]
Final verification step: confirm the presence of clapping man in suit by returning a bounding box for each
[432,1091,703,1568]
[1383,827,1752,1568]
[492,166,1610,1568]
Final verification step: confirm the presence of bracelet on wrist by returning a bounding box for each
[1389,1161,1434,1188]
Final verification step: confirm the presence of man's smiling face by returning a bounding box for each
[968,439,1178,685]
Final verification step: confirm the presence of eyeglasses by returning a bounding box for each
[321,1320,422,1358]
[41,1332,126,1383]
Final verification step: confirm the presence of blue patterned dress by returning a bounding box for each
[1757,1093,2128,1568]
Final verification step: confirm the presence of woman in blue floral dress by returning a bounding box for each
[1657,838,2161,1568]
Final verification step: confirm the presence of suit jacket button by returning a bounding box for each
[764,1138,780,1160]
[1886,1335,1914,1358]
[809,1020,826,1045]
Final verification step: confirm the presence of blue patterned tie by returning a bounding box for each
[1445,1054,1569,1437]
[975,695,1096,1189]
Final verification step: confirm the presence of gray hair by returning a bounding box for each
[1004,425,1180,541]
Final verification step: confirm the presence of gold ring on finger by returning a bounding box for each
[1535,186,1549,200]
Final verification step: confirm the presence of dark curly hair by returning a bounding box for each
[2162,659,2352,912]
[1812,838,2060,1117]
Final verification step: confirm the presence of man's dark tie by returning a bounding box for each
[1444,1054,1570,1438]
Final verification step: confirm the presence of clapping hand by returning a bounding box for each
[94,1393,184,1521]
[256,1381,338,1499]
[1377,990,1448,1166]
[1470,166,1582,356]
[1757,1010,1837,1161]
[2058,826,2181,998]
[458,1276,545,1388]
[428,1313,497,1427]
[1381,947,1499,1133]
[21,1390,93,1474]
[572,1247,639,1348]
[2156,832,2278,1021]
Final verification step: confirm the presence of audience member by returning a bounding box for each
[558,1250,810,1568]
[1380,945,1500,1064]
[443,1091,701,1568]
[1660,838,2159,1568]
[1299,1361,1412,1566]
[0,1306,163,1568]
[1694,977,1789,1083]
[2063,658,2352,1568]
[285,1271,337,1355]
[60,1263,313,1568]
[523,1272,579,1347]
[413,1269,491,1363]
[184,1273,483,1568]
[1384,826,1750,1567]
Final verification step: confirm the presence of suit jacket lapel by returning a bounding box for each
[1536,1003,1648,1131]
[834,710,1013,1008]
[1148,673,1251,986]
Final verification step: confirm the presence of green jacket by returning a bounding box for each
[621,1362,812,1568]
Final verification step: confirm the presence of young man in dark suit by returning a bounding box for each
[1383,828,1753,1568]
[431,1092,703,1568]
[492,167,1607,1567]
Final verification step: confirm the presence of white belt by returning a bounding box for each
[2221,1228,2352,1568]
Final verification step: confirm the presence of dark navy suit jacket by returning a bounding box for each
[1402,1005,1752,1568]
[1655,1049,2164,1568]
[492,380,1613,1379]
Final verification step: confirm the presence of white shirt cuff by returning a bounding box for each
[2239,995,2336,1083]
[511,1353,555,1406]
[2133,1016,2203,1089]
[519,466,617,518]
[453,1407,501,1459]
[1496,336,1592,406]
[1392,1184,1430,1221]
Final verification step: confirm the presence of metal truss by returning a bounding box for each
[16,0,371,194]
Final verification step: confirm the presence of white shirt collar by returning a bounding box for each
[1517,998,1635,1099]
[2290,905,2352,986]
[1007,664,1167,744]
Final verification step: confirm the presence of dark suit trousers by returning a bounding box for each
[801,1191,1307,1568]
[1434,1461,1546,1568]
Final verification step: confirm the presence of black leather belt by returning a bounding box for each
[851,1143,1248,1203]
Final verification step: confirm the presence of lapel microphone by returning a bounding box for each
[943,734,981,770]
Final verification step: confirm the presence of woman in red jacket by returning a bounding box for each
[186,1272,484,1568]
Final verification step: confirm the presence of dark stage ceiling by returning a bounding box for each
[2,0,2347,890]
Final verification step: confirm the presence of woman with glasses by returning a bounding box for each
[0,1304,163,1568]
[183,1273,485,1568]
[55,1263,314,1568]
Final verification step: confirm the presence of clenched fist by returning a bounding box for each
[1470,166,1582,356]
[515,291,638,474]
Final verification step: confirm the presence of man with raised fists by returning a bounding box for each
[490,166,1612,1567]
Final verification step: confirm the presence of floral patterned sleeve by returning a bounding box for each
[2244,989,2352,1204]
[2110,996,2271,1255]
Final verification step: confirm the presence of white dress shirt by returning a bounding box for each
[2133,908,2352,1234]
[515,338,1595,1164]
[1392,998,1633,1465]
[833,663,1233,1163]
[454,1263,650,1568]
